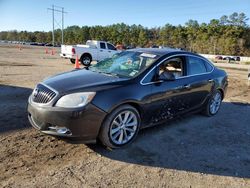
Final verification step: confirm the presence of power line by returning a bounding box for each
[47,5,67,46]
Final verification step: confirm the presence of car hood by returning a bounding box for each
[43,69,128,93]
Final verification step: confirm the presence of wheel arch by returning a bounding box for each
[80,52,92,61]
[97,101,143,137]
[216,87,225,100]
[107,101,143,118]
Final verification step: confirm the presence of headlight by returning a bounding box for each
[55,92,96,108]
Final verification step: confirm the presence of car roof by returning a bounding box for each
[127,48,215,70]
[127,48,210,63]
[127,48,184,56]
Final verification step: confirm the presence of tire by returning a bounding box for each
[99,105,141,149]
[70,58,75,64]
[80,54,92,66]
[203,90,222,117]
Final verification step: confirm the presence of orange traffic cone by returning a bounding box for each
[75,55,80,69]
[45,48,48,54]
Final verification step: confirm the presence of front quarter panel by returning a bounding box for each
[91,81,152,121]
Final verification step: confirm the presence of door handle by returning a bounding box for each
[108,51,111,52]
[100,50,103,52]
[183,84,191,89]
[208,79,214,83]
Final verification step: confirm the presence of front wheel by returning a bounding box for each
[203,90,222,116]
[99,105,141,149]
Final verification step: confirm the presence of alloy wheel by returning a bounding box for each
[109,110,138,145]
[209,92,222,114]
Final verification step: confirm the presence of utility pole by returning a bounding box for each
[62,7,64,45]
[47,5,67,46]
[52,5,54,46]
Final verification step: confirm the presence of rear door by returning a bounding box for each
[107,43,117,57]
[185,56,214,109]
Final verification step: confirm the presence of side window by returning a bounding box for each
[107,43,116,50]
[142,70,155,83]
[100,42,106,49]
[204,60,213,72]
[187,56,207,75]
[159,57,185,79]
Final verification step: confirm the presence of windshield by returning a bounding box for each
[89,51,159,78]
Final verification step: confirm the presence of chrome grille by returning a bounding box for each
[32,84,57,104]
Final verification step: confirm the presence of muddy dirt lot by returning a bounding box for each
[0,44,250,188]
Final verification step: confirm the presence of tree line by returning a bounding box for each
[0,12,249,56]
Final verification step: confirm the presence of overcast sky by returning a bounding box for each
[0,0,249,31]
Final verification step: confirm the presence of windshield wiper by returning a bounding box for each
[106,72,131,78]
[89,68,128,78]
[100,71,119,77]
[88,67,99,73]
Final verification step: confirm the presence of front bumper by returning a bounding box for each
[27,98,107,142]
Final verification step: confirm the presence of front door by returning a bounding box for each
[107,43,117,58]
[147,56,193,125]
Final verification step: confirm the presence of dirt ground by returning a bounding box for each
[0,44,250,188]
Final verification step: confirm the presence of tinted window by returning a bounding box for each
[100,42,106,49]
[143,70,155,83]
[204,60,213,72]
[188,56,207,75]
[107,43,116,50]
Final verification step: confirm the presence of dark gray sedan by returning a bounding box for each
[28,48,228,148]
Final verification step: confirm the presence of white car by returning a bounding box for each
[60,40,118,66]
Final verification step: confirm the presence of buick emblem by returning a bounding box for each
[33,88,39,97]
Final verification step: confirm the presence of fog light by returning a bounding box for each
[48,126,72,135]
[57,127,70,134]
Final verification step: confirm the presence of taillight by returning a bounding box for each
[72,48,75,54]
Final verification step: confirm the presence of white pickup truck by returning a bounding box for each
[60,40,118,66]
